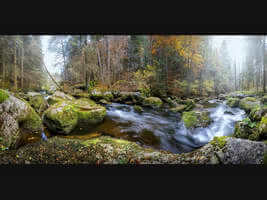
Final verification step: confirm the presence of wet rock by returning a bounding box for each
[43,101,79,135]
[260,95,267,104]
[170,104,187,113]
[226,97,240,108]
[0,113,20,149]
[224,110,234,115]
[47,91,75,105]
[218,94,228,100]
[0,90,43,149]
[258,113,267,139]
[99,99,111,105]
[163,97,178,108]
[233,119,253,139]
[72,89,89,98]
[182,110,212,129]
[219,137,267,164]
[143,97,163,108]
[43,98,106,135]
[28,94,48,115]
[239,97,260,113]
[181,99,195,111]
[133,105,144,113]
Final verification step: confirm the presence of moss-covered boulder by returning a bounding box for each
[0,91,43,149]
[43,101,79,135]
[183,99,195,111]
[143,97,163,108]
[261,95,267,104]
[164,97,178,108]
[47,91,75,106]
[99,99,111,105]
[233,117,259,140]
[233,121,251,139]
[249,105,265,121]
[0,112,20,149]
[28,94,48,115]
[43,98,106,135]
[226,97,240,108]
[133,105,144,113]
[170,104,187,113]
[71,98,106,127]
[182,111,212,129]
[239,97,260,113]
[258,114,267,139]
[72,89,89,98]
[0,89,9,104]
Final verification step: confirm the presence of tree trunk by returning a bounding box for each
[21,44,24,88]
[263,35,266,93]
[14,40,17,91]
[106,36,110,85]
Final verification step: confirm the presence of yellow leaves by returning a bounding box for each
[192,53,204,65]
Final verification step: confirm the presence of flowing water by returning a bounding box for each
[60,99,246,154]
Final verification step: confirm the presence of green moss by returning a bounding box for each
[261,95,267,104]
[182,111,212,129]
[182,111,198,128]
[133,105,144,113]
[239,97,259,113]
[210,136,228,149]
[248,131,260,141]
[29,95,47,114]
[249,105,261,121]
[226,97,240,108]
[47,97,63,105]
[103,93,113,101]
[0,89,9,104]
[143,97,162,108]
[44,98,106,134]
[44,102,79,134]
[184,99,195,111]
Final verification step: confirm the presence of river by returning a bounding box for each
[60,99,246,154]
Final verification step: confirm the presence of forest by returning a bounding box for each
[0,35,267,164]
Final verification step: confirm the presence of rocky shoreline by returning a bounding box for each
[1,88,267,164]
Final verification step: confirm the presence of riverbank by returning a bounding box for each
[1,88,267,164]
[0,135,266,164]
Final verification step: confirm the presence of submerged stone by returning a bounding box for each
[182,110,212,129]
[226,97,240,108]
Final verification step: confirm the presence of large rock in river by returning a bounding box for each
[226,97,240,108]
[43,98,106,135]
[0,89,43,149]
[27,93,48,115]
[182,110,212,129]
[47,91,75,105]
[143,97,163,108]
[239,97,260,113]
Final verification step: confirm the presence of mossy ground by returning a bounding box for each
[226,97,239,107]
[0,89,9,104]
[210,136,228,149]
